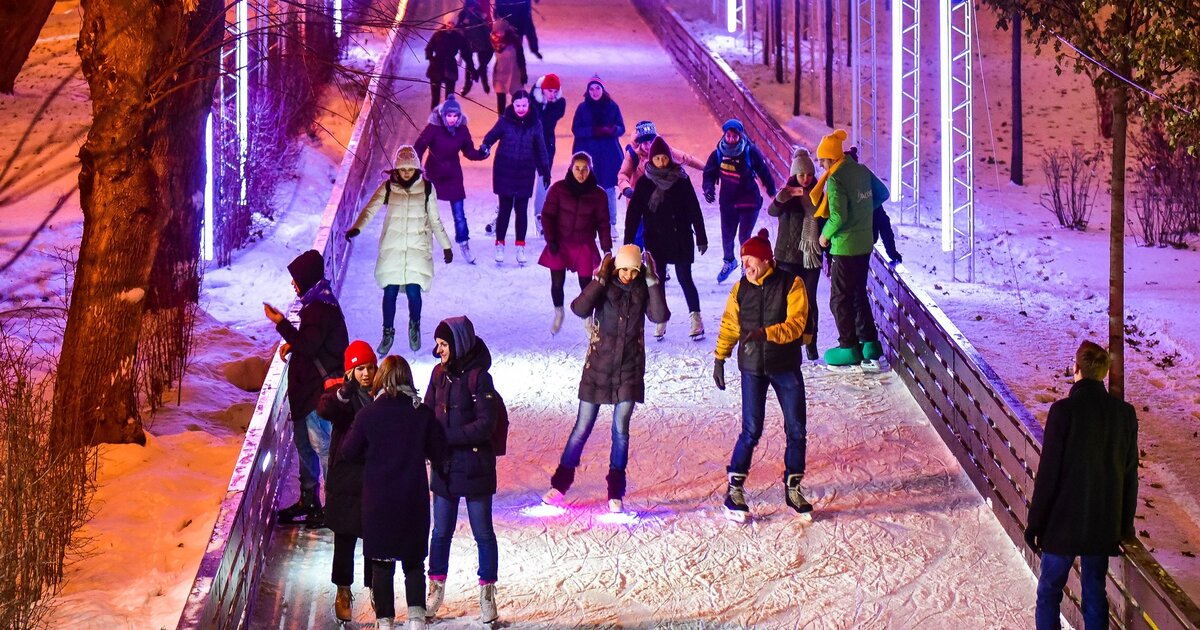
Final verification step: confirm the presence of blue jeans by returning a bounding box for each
[559,400,634,471]
[719,204,760,261]
[382,283,421,329]
[1036,553,1109,629]
[604,186,618,227]
[429,494,499,583]
[449,199,468,243]
[294,410,324,498]
[728,369,807,481]
[306,411,332,487]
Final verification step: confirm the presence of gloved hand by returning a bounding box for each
[595,252,615,286]
[479,144,491,157]
[1024,529,1042,554]
[443,248,453,264]
[704,190,716,204]
[698,243,708,256]
[345,228,361,241]
[713,358,726,390]
[741,328,767,344]
[642,250,660,287]
[542,174,552,189]
[548,241,560,255]
[337,380,355,402]
[621,187,634,200]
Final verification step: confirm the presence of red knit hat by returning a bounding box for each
[648,136,671,160]
[344,340,377,373]
[740,229,774,263]
[541,73,561,90]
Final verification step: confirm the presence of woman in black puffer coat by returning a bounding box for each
[481,89,550,265]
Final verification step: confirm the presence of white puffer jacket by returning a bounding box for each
[351,175,452,291]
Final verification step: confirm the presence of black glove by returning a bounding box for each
[698,243,708,256]
[443,248,453,264]
[542,175,552,189]
[345,228,361,241]
[479,144,491,157]
[621,187,633,200]
[548,241,560,255]
[337,379,356,402]
[1024,529,1041,554]
[704,190,715,204]
[713,358,726,390]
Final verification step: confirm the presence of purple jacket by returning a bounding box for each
[414,110,487,202]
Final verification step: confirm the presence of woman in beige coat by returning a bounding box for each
[346,145,453,354]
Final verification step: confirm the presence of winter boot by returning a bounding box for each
[426,577,445,618]
[551,306,564,335]
[305,502,327,529]
[723,473,749,522]
[334,586,353,623]
[481,71,490,94]
[654,321,666,341]
[784,474,814,517]
[479,583,498,624]
[689,312,705,341]
[805,343,819,361]
[407,606,426,629]
[606,468,627,513]
[545,464,575,503]
[408,319,421,352]
[717,259,738,283]
[494,241,504,264]
[861,340,883,361]
[377,327,396,355]
[459,241,476,265]
[823,345,863,366]
[276,499,313,526]
[515,244,527,266]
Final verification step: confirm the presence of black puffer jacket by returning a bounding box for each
[318,381,372,537]
[571,276,669,404]
[625,172,707,265]
[483,105,550,198]
[278,250,348,422]
[425,26,471,85]
[426,319,499,498]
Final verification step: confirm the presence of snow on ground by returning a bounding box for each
[670,0,1200,599]
[251,0,1038,626]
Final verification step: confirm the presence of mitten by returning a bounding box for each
[713,358,726,390]
[345,228,361,240]
[443,248,453,264]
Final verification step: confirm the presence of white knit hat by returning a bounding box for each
[394,145,420,170]
[615,244,642,270]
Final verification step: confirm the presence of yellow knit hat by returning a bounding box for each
[816,129,848,160]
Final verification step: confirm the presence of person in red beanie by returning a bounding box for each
[316,340,378,624]
[532,73,567,233]
[712,229,813,523]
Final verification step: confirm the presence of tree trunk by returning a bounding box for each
[774,0,785,83]
[52,0,223,447]
[824,0,834,126]
[0,0,56,94]
[1010,11,1023,185]
[793,0,802,115]
[1108,84,1128,399]
[845,0,852,67]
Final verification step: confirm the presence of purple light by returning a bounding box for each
[520,503,567,518]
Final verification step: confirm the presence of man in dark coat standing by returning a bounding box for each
[1026,341,1138,630]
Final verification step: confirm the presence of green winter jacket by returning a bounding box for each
[820,160,889,256]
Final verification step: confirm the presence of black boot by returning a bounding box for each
[605,468,627,501]
[305,499,327,529]
[549,464,575,494]
[277,490,318,526]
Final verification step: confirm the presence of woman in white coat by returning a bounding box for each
[346,145,453,354]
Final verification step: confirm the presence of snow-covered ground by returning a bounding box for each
[669,0,1200,599]
[250,0,1039,626]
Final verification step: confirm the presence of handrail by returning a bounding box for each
[630,1,1200,627]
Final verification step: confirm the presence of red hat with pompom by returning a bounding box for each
[740,229,774,263]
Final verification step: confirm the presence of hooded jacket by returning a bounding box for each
[318,379,373,537]
[278,250,349,422]
[571,274,670,404]
[425,24,472,85]
[414,105,487,202]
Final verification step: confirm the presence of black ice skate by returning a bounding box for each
[723,473,749,523]
[785,474,813,522]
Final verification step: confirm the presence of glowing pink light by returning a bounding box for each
[595,511,639,526]
[520,503,567,518]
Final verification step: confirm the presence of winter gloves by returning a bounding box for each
[704,190,716,204]
[1024,528,1042,554]
[620,187,634,200]
[479,144,491,157]
[345,228,361,241]
[548,241,560,255]
[595,253,615,286]
[642,251,660,287]
[713,359,726,390]
[592,125,616,137]
[444,248,453,264]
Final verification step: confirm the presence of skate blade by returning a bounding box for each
[860,360,882,373]
[796,512,813,524]
[824,363,863,374]
[690,334,706,342]
[723,507,750,523]
[655,335,666,342]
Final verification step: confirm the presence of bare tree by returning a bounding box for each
[1010,11,1023,185]
[0,0,57,93]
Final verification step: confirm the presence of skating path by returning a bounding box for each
[250,0,1038,626]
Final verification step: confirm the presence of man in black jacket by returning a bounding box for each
[1025,341,1138,629]
[264,249,349,527]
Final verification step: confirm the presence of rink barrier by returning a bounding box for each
[175,0,441,626]
[630,1,1200,628]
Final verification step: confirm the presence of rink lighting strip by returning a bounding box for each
[236,0,249,207]
[938,0,953,252]
[890,0,902,203]
[334,0,342,37]
[726,0,738,33]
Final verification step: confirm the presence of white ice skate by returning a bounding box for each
[688,311,705,341]
[654,321,666,341]
[723,473,750,523]
[459,241,476,265]
[494,243,504,265]
[479,583,498,624]
[516,245,527,266]
[609,498,624,513]
[551,306,564,335]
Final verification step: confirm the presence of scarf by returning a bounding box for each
[717,137,747,161]
[299,277,340,309]
[564,171,598,197]
[809,157,844,219]
[642,162,684,213]
[797,178,824,268]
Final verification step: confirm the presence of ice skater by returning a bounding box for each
[455,0,493,96]
[702,119,777,283]
[545,245,669,513]
[712,230,812,522]
[490,18,524,113]
[767,147,824,360]
[571,74,626,239]
[414,96,488,264]
[481,89,550,266]
[847,145,902,264]
[618,119,704,247]
[424,14,473,110]
[532,73,567,232]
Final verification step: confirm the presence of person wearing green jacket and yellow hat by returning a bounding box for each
[811,129,890,367]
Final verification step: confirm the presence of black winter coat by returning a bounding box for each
[702,142,776,209]
[625,173,707,265]
[425,27,472,84]
[414,110,487,202]
[535,97,567,165]
[338,394,446,561]
[277,301,348,422]
[571,94,626,188]
[483,105,550,198]
[318,381,372,537]
[571,277,669,404]
[426,340,498,498]
[1027,378,1139,556]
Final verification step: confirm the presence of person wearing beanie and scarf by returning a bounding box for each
[346,145,454,355]
[531,73,567,230]
[712,229,812,523]
[424,316,502,625]
[545,245,670,513]
[618,120,705,199]
[482,89,551,265]
[810,129,890,367]
[571,75,626,238]
[767,147,824,360]
[415,96,488,265]
[337,355,446,630]
[317,340,378,624]
[538,151,613,335]
[624,136,709,342]
[702,118,778,283]
[847,145,903,264]
[425,14,474,110]
[264,249,349,528]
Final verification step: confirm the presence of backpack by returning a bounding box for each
[382,178,433,206]
[466,368,509,456]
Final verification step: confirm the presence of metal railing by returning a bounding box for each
[631,0,1200,627]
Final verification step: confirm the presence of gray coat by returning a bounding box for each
[571,276,669,404]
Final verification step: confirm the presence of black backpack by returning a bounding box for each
[466,368,509,456]
[382,178,433,206]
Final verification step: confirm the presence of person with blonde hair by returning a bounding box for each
[338,355,446,630]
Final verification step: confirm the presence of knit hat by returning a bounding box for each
[287,249,325,294]
[791,147,815,177]
[540,73,561,90]
[648,136,671,160]
[816,129,848,160]
[740,229,774,263]
[510,88,532,105]
[394,145,421,170]
[441,94,462,118]
[344,340,377,373]
[634,120,657,144]
[721,119,745,136]
[586,74,605,92]
[615,244,642,270]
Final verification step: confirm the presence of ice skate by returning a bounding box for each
[277,495,320,526]
[459,241,476,265]
[426,578,445,618]
[551,306,564,335]
[688,312,705,341]
[494,242,504,265]
[654,321,666,341]
[823,345,863,367]
[375,618,395,630]
[609,498,624,513]
[716,259,737,283]
[376,327,395,355]
[861,340,883,361]
[547,464,575,503]
[334,586,353,624]
[479,583,499,624]
[542,488,565,505]
[723,473,749,523]
[406,606,426,629]
[785,474,814,522]
[860,359,882,373]
[304,504,326,529]
[516,244,527,266]
[406,319,421,351]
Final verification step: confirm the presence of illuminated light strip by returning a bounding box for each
[236,0,249,206]
[334,0,342,38]
[938,0,952,252]
[890,0,902,202]
[203,113,214,261]
[726,0,739,33]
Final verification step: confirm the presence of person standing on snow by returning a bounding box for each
[702,118,777,283]
[618,120,704,246]
[319,340,377,625]
[424,14,473,110]
[346,145,454,354]
[767,147,824,361]
[1025,341,1138,630]
[538,151,613,335]
[712,230,812,523]
[571,74,626,239]
[424,316,502,626]
[455,0,494,96]
[545,245,670,514]
[810,129,889,367]
[490,18,524,114]
[414,95,488,265]
[623,137,708,342]
[481,89,550,266]
[337,355,446,630]
[264,249,349,529]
